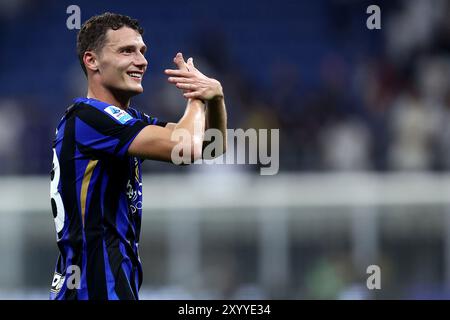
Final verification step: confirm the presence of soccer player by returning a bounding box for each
[49,12,227,300]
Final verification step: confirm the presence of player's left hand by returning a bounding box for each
[165,54,224,102]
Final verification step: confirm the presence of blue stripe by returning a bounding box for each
[99,170,109,223]
[99,169,118,300]
[134,269,140,299]
[74,97,141,126]
[127,108,139,119]
[73,146,89,300]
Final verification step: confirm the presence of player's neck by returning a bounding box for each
[87,86,131,110]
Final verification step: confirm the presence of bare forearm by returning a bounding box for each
[174,99,206,150]
[205,96,227,154]
[164,53,227,156]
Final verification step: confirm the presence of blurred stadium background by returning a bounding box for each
[1,0,450,299]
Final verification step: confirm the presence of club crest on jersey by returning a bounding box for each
[104,105,133,124]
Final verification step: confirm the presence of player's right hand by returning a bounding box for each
[165,53,224,102]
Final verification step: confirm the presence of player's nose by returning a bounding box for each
[135,52,148,70]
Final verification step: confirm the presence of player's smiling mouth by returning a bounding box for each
[127,71,143,79]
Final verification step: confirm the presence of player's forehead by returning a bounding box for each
[104,27,146,49]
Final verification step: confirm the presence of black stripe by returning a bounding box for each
[116,264,137,300]
[75,103,129,134]
[76,141,108,160]
[104,237,136,300]
[102,161,136,300]
[74,103,148,155]
[114,121,147,156]
[84,165,108,300]
[155,119,168,127]
[58,115,83,300]
[131,107,167,127]
[125,220,139,297]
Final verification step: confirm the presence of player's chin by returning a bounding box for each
[126,83,144,95]
[133,85,144,94]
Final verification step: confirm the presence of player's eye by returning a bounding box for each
[121,48,134,54]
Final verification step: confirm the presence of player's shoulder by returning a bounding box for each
[128,106,161,125]
[70,97,135,125]
[61,97,107,119]
[72,97,111,113]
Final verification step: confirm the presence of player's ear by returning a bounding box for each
[83,51,99,73]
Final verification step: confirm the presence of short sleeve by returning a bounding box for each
[73,103,148,159]
[129,108,167,127]
[143,113,167,127]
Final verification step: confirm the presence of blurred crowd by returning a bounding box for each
[1,1,450,299]
[1,0,450,174]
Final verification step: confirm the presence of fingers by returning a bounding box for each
[187,57,196,70]
[164,69,193,77]
[183,91,202,98]
[167,77,194,83]
[173,52,188,71]
[166,54,198,76]
[176,82,198,90]
[166,54,205,98]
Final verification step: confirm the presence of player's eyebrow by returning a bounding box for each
[117,44,147,54]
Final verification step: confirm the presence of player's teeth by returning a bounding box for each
[129,73,142,78]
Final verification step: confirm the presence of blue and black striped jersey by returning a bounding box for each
[49,97,166,300]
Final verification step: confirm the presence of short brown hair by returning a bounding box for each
[77,12,144,75]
